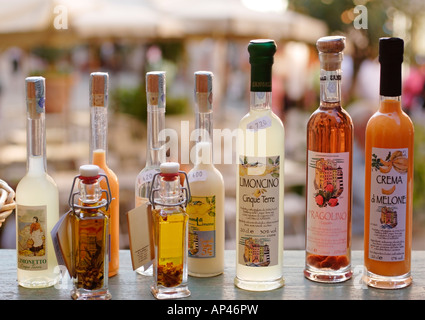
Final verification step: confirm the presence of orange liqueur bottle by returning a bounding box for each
[363,37,414,289]
[304,36,353,283]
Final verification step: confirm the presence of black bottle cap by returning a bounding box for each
[379,37,404,97]
[248,39,276,92]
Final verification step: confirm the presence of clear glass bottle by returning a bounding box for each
[89,72,119,277]
[187,71,225,277]
[363,37,414,289]
[16,76,59,288]
[150,162,190,299]
[70,164,111,300]
[235,39,285,291]
[135,71,166,276]
[304,36,353,283]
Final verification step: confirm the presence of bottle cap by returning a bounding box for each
[160,162,180,174]
[379,37,404,64]
[25,76,45,117]
[194,71,213,113]
[316,36,345,53]
[379,37,404,96]
[248,39,276,65]
[248,39,276,92]
[79,164,100,178]
[90,72,108,107]
[146,71,166,108]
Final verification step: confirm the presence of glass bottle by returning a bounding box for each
[187,71,225,277]
[150,162,190,299]
[135,71,166,276]
[235,39,285,291]
[69,164,111,300]
[16,76,59,288]
[363,37,414,289]
[304,36,353,283]
[89,72,119,277]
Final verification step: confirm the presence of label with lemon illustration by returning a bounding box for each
[187,196,216,258]
[238,155,280,267]
[369,147,408,262]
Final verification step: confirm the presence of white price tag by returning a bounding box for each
[188,170,208,183]
[247,116,272,131]
[140,169,158,184]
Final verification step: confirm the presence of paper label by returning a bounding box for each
[17,205,48,271]
[138,169,157,185]
[237,155,280,267]
[247,115,272,132]
[306,151,349,256]
[368,148,408,262]
[187,196,216,258]
[188,170,208,183]
[127,201,154,270]
[51,211,73,275]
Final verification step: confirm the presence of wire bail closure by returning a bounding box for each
[68,173,112,212]
[149,171,191,209]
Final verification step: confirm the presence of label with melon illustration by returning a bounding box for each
[238,155,280,267]
[306,151,349,257]
[368,147,408,262]
[187,195,216,258]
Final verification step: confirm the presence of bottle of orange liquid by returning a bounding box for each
[89,72,119,277]
[364,37,414,289]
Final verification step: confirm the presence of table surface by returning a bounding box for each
[2,249,424,300]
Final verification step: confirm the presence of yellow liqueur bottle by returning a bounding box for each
[69,164,111,300]
[150,162,190,299]
[235,39,285,291]
[16,77,59,288]
[187,71,225,277]
[304,36,353,283]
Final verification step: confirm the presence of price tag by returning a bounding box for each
[247,116,272,131]
[188,170,208,183]
[140,169,158,184]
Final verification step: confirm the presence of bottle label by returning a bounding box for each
[187,196,216,258]
[247,115,272,132]
[306,151,349,256]
[237,155,280,267]
[368,148,408,262]
[188,170,208,183]
[17,205,48,271]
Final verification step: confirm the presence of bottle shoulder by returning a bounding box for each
[308,105,353,128]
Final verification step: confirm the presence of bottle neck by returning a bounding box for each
[79,177,102,208]
[250,63,272,111]
[319,52,342,107]
[26,99,46,173]
[158,174,181,206]
[90,106,108,163]
[194,111,213,165]
[379,95,402,113]
[146,104,166,167]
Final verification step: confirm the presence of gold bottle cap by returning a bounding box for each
[25,76,45,118]
[194,71,213,113]
[90,72,108,107]
[146,71,166,108]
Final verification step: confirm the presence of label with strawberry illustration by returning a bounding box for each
[306,151,349,256]
[368,147,408,262]
[238,155,281,267]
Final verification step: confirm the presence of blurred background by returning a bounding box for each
[0,0,425,251]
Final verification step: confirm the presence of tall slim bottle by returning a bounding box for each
[187,71,225,277]
[89,72,119,277]
[16,77,59,288]
[304,36,353,283]
[235,39,285,291]
[363,37,414,289]
[135,71,166,276]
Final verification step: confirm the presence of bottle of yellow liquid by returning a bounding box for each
[235,39,285,291]
[187,71,225,277]
[89,72,119,277]
[363,37,414,289]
